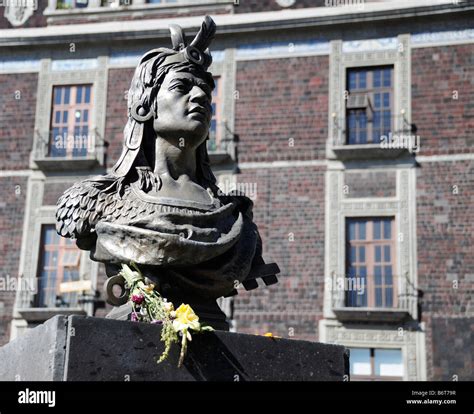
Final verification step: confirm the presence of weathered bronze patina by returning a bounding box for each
[55,16,279,328]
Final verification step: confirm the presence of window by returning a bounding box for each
[208,76,223,152]
[36,225,81,308]
[146,0,178,3]
[346,66,393,145]
[346,217,397,308]
[57,0,89,8]
[350,348,403,381]
[50,85,93,158]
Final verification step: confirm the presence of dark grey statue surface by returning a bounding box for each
[55,16,279,327]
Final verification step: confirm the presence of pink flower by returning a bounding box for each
[131,293,145,304]
[131,313,139,322]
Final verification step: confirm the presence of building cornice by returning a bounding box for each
[0,1,473,47]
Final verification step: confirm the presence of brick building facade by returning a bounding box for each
[0,0,472,381]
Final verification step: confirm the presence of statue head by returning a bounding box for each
[112,16,218,190]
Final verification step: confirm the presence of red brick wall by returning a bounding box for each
[412,45,474,156]
[104,68,134,169]
[235,55,329,163]
[0,73,38,170]
[233,166,325,341]
[417,160,474,380]
[0,177,28,346]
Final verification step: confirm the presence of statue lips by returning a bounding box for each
[188,105,210,122]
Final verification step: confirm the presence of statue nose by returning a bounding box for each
[189,86,208,103]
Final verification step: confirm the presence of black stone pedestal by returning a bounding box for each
[0,315,349,381]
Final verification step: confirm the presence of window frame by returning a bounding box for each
[32,57,107,170]
[350,347,404,381]
[36,224,83,309]
[345,217,398,309]
[208,75,223,152]
[49,84,94,159]
[345,65,394,145]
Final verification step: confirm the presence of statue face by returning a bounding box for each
[153,69,213,149]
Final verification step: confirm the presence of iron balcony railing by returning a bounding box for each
[331,271,417,313]
[33,129,105,160]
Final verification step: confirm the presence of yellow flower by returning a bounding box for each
[263,332,280,338]
[172,304,201,332]
[143,284,155,293]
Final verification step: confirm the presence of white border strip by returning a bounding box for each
[0,59,40,73]
[0,170,32,177]
[416,153,474,163]
[51,58,98,72]
[239,159,328,169]
[108,49,225,68]
[236,40,330,61]
[411,29,474,48]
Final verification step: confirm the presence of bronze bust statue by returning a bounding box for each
[55,16,279,329]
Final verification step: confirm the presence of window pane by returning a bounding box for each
[63,86,70,104]
[358,222,366,240]
[375,287,382,307]
[384,266,392,284]
[384,245,391,262]
[383,68,391,87]
[383,92,390,108]
[54,111,61,124]
[383,220,391,239]
[374,70,381,88]
[374,221,381,240]
[375,246,381,263]
[374,266,382,285]
[54,87,62,105]
[85,85,91,103]
[349,71,357,90]
[359,71,366,89]
[350,246,356,263]
[350,348,371,375]
[374,93,381,108]
[63,110,68,124]
[77,86,83,104]
[385,287,393,307]
[358,246,365,262]
[374,349,403,377]
[348,221,356,241]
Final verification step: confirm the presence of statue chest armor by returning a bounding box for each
[130,180,222,212]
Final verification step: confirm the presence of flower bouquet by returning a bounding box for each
[120,263,213,367]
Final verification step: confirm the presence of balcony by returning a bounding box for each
[15,282,87,324]
[330,112,418,161]
[32,129,105,171]
[207,123,236,166]
[331,272,416,323]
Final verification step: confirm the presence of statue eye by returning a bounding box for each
[170,82,188,93]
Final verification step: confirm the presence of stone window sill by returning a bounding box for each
[33,155,102,171]
[17,307,88,323]
[333,307,411,323]
[331,144,411,161]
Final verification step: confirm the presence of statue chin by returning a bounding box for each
[154,124,209,149]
